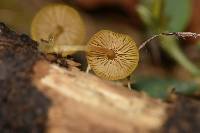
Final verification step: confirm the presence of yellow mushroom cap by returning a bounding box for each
[87,30,139,80]
[31,4,86,54]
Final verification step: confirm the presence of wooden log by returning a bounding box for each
[33,60,167,133]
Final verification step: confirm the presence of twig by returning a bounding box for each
[139,32,200,50]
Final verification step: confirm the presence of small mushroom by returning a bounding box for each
[31,4,86,56]
[87,30,139,80]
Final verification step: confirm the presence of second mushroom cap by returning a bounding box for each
[31,4,86,55]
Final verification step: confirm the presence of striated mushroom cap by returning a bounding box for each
[31,4,86,55]
[87,30,139,80]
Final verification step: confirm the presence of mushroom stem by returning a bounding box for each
[54,45,87,57]
[86,65,91,73]
[106,49,116,60]
[38,42,87,56]
[127,81,132,90]
[48,25,64,43]
[88,45,116,59]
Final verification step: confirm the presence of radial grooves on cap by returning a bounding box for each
[87,30,139,80]
[31,4,85,47]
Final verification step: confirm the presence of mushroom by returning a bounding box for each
[31,4,86,56]
[86,30,139,80]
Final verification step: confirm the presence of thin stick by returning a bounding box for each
[139,32,200,50]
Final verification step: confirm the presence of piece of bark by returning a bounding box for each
[0,22,49,132]
[0,23,200,133]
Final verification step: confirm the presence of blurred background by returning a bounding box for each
[1,0,200,99]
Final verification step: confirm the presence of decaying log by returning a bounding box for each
[0,23,200,133]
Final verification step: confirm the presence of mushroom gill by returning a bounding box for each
[87,30,139,80]
[31,4,86,56]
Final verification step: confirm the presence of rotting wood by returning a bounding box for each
[33,61,167,133]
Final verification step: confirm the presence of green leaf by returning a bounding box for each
[132,76,199,99]
[164,0,191,31]
[136,5,154,28]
